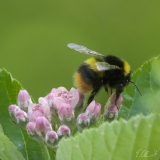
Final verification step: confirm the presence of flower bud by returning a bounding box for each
[103,104,118,122]
[15,110,28,123]
[58,103,74,122]
[103,93,123,122]
[45,131,58,147]
[76,90,85,107]
[38,98,51,121]
[26,122,36,136]
[77,113,90,132]
[69,88,84,109]
[71,89,85,118]
[44,93,55,107]
[35,116,52,136]
[107,92,123,109]
[18,90,32,111]
[26,122,44,142]
[8,105,20,116]
[57,125,70,138]
[85,101,101,125]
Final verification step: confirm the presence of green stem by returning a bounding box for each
[40,143,51,160]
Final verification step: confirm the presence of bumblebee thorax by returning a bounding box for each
[85,57,104,76]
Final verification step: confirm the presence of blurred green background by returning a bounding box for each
[0,0,160,105]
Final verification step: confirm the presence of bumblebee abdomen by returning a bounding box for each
[74,72,93,93]
[74,63,99,93]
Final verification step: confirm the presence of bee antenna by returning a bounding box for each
[129,81,142,96]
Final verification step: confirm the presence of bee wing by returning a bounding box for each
[96,62,121,71]
[67,43,105,59]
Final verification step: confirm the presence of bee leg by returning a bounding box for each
[104,86,108,94]
[115,84,124,109]
[87,81,103,105]
[87,88,100,105]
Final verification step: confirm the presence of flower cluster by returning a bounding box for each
[8,87,123,148]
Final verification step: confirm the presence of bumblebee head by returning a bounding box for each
[123,62,142,96]
[124,72,131,86]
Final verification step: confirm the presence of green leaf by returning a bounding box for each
[0,130,25,160]
[0,69,55,160]
[119,56,160,119]
[56,114,160,160]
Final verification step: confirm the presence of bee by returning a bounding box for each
[67,43,142,107]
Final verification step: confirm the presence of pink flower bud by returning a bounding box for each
[45,131,58,146]
[8,105,20,116]
[15,110,28,123]
[57,125,70,138]
[69,88,84,109]
[108,92,123,109]
[26,122,36,135]
[103,104,118,121]
[85,101,101,124]
[107,104,118,112]
[103,92,123,121]
[58,103,74,121]
[44,93,55,107]
[77,113,90,132]
[18,90,32,110]
[38,98,51,121]
[51,88,57,93]
[35,116,52,136]
[53,97,64,110]
[18,90,30,102]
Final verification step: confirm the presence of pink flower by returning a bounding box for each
[26,122,36,136]
[103,93,123,121]
[35,116,52,136]
[57,125,70,138]
[77,113,90,125]
[27,102,51,122]
[8,105,20,116]
[15,110,28,123]
[69,88,84,108]
[45,131,58,146]
[85,101,101,118]
[38,98,51,121]
[18,90,32,110]
[77,113,90,132]
[106,92,123,109]
[58,103,74,121]
[85,101,101,124]
[28,104,43,122]
[44,93,55,107]
[45,87,84,110]
[103,104,118,121]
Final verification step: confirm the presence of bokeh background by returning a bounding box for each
[0,0,160,105]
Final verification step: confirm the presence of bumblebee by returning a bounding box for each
[67,43,142,106]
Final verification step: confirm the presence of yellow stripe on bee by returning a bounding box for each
[123,60,130,75]
[85,57,98,71]
[85,57,104,76]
